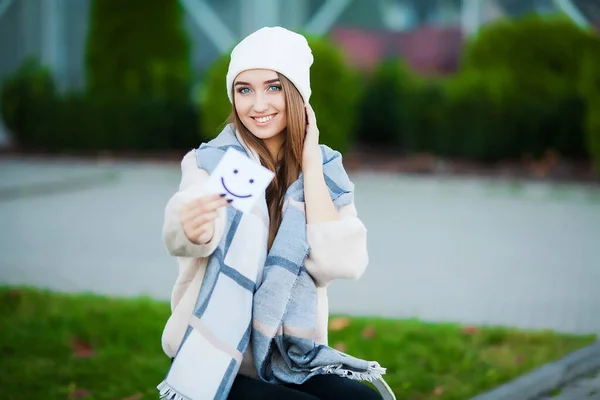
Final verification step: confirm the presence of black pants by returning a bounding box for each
[227,373,383,400]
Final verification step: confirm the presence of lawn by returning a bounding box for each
[0,286,596,400]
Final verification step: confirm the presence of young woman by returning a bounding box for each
[157,27,395,400]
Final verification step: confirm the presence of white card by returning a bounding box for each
[204,147,275,213]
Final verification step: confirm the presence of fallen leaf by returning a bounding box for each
[515,355,524,364]
[334,342,346,352]
[329,317,351,332]
[122,394,143,400]
[433,386,444,396]
[69,389,91,399]
[71,338,95,358]
[362,325,376,339]
[461,325,479,335]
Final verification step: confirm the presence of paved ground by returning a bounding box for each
[536,370,600,400]
[1,156,600,338]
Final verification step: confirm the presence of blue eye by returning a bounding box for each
[268,85,281,92]
[237,87,251,94]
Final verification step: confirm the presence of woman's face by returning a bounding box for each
[233,69,287,146]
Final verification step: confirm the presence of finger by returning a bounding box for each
[191,210,218,228]
[190,223,212,241]
[182,194,226,219]
[201,195,230,212]
[182,212,212,234]
[180,204,200,222]
[188,194,225,210]
[180,199,205,220]
[305,104,317,127]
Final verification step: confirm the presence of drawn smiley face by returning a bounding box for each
[205,148,275,213]
[220,168,255,199]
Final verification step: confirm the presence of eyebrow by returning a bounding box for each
[234,79,280,86]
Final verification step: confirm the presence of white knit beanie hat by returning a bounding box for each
[226,26,314,105]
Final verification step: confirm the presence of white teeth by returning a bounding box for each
[255,115,273,123]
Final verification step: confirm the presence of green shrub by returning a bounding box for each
[85,0,192,101]
[355,59,448,153]
[306,35,362,153]
[458,14,600,160]
[47,95,199,152]
[585,97,600,174]
[355,59,416,148]
[579,49,600,174]
[403,78,447,154]
[461,14,592,80]
[440,69,521,160]
[53,95,199,152]
[200,35,361,153]
[1,57,199,152]
[71,0,198,152]
[0,58,56,148]
[199,53,232,139]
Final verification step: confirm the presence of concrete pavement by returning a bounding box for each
[536,370,600,400]
[1,156,599,337]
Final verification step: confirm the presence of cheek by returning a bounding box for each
[275,95,287,123]
[274,94,286,112]
[234,95,252,116]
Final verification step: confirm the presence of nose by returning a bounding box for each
[253,93,269,113]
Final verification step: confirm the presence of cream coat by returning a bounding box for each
[161,146,369,379]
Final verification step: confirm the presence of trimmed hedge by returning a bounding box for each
[85,0,192,101]
[3,13,600,173]
[0,58,199,152]
[0,58,56,149]
[199,53,232,139]
[200,35,361,154]
[46,94,199,152]
[1,0,199,153]
[355,14,600,165]
[355,60,446,154]
[458,14,600,160]
[580,50,600,173]
[355,60,415,148]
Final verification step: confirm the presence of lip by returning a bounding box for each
[251,113,276,126]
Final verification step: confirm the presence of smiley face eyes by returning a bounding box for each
[233,169,254,184]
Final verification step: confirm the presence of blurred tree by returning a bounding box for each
[579,48,600,173]
[76,0,199,152]
[85,0,192,100]
[459,14,600,160]
[0,58,57,149]
[355,59,417,148]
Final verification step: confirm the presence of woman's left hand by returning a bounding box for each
[302,104,321,171]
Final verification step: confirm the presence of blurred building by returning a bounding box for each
[0,0,598,145]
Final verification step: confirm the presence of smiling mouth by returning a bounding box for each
[221,177,252,199]
[251,114,276,124]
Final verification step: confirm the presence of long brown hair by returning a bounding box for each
[229,73,306,249]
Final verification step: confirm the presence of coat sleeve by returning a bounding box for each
[162,149,227,258]
[304,202,369,287]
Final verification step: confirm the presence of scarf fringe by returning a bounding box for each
[157,380,187,400]
[321,361,386,382]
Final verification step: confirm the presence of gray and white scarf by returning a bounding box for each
[158,124,394,400]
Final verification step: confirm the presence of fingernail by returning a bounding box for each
[227,199,233,203]
[220,193,226,197]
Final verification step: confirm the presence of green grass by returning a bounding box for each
[0,286,596,400]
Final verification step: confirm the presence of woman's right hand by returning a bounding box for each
[180,194,230,245]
